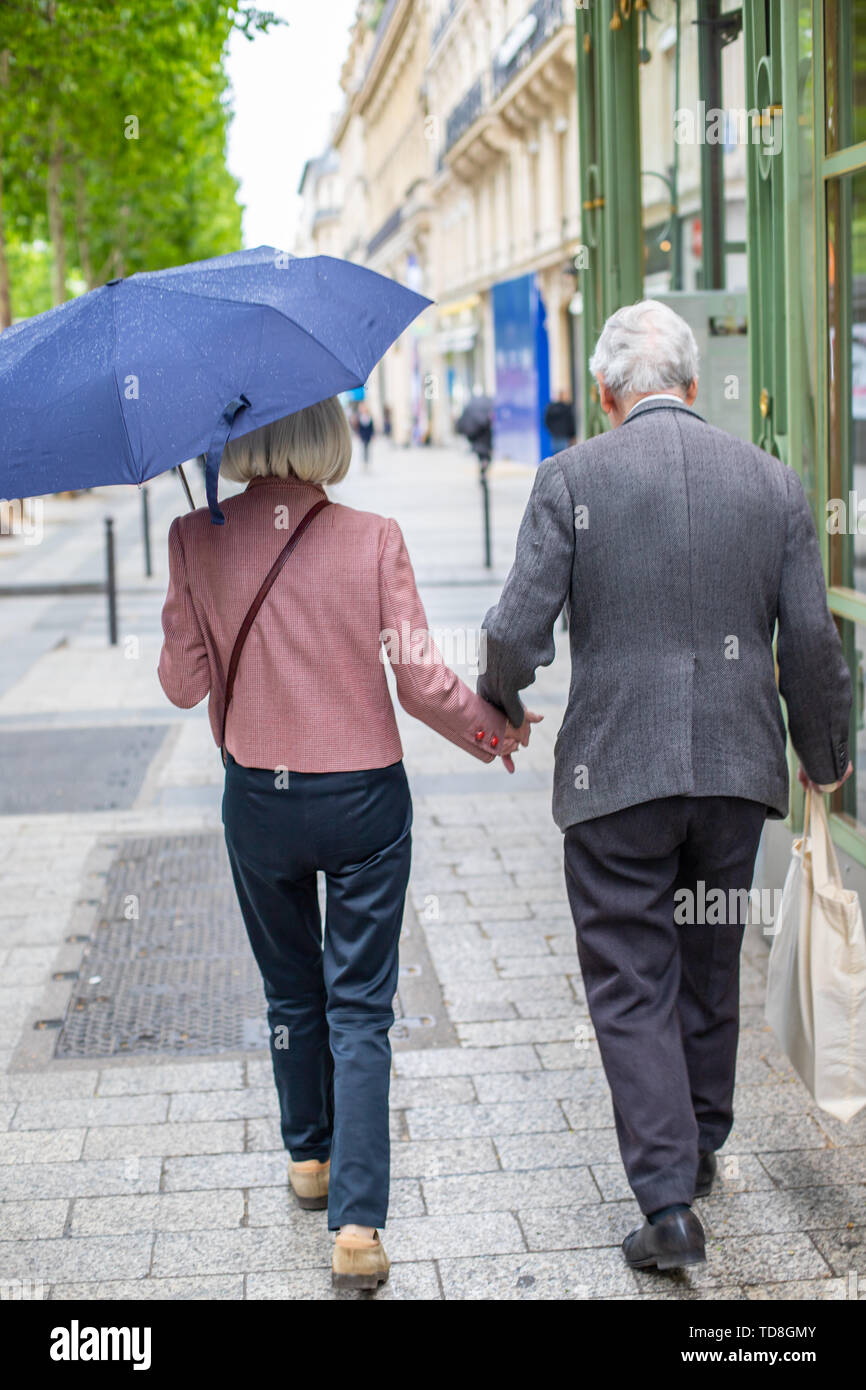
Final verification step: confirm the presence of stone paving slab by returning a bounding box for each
[151,1227,325,1277]
[0,1199,69,1239]
[495,1129,620,1170]
[0,1234,154,1282]
[81,1120,246,1160]
[436,1248,637,1300]
[698,1185,866,1237]
[245,1262,441,1301]
[404,1101,568,1141]
[50,1275,244,1301]
[0,1158,163,1200]
[161,1152,290,1192]
[388,1137,501,1180]
[631,1232,833,1291]
[455,1019,575,1046]
[422,1167,599,1214]
[247,1180,425,1225]
[384,1212,526,1262]
[95,1061,245,1095]
[69,1190,246,1236]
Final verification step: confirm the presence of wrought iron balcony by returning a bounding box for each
[491,0,568,100]
[432,0,460,50]
[444,75,484,154]
[366,206,403,258]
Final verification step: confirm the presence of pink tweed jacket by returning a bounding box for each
[157,475,509,772]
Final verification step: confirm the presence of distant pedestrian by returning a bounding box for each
[382,403,392,437]
[544,389,576,454]
[357,404,374,468]
[456,391,494,468]
[157,396,523,1292]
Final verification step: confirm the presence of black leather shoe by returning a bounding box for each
[622,1208,706,1271]
[695,1150,717,1198]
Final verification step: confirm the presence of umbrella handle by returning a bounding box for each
[203,395,251,525]
[175,464,196,512]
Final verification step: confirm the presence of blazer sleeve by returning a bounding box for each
[378,518,507,761]
[477,457,574,726]
[776,466,852,784]
[157,518,210,709]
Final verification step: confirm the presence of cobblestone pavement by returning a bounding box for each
[0,441,864,1301]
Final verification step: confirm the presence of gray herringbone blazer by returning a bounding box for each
[478,397,852,831]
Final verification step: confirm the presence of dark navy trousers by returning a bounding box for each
[564,795,767,1216]
[222,754,412,1230]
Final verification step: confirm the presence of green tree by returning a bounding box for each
[0,1,284,326]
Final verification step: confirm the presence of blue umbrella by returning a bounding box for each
[0,247,432,523]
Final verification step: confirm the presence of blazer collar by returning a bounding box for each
[622,396,705,426]
[246,475,326,494]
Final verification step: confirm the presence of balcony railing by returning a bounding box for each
[491,0,568,100]
[439,0,569,165]
[444,75,484,153]
[366,206,403,258]
[432,0,459,49]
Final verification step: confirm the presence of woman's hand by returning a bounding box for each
[499,709,544,773]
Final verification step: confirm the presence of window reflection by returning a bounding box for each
[827,170,866,594]
[833,619,865,829]
[825,0,866,154]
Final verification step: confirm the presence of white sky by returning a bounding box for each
[224,0,359,251]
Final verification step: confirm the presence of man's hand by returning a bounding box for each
[797,759,854,793]
[499,709,544,773]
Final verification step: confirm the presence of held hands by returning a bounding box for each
[498,709,544,774]
[797,759,854,794]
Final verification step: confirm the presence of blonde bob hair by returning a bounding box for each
[220,395,353,486]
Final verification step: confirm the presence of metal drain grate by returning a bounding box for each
[55,833,268,1058]
[54,832,414,1059]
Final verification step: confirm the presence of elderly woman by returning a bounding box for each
[157,396,527,1291]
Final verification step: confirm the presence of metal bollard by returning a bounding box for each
[479,458,492,570]
[141,485,152,578]
[105,516,118,645]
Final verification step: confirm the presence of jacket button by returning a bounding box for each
[475,730,485,741]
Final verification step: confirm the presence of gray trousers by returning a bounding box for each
[564,795,767,1215]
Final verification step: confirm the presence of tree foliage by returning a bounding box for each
[0,1,283,325]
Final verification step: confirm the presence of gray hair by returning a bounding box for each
[220,395,352,486]
[588,300,699,399]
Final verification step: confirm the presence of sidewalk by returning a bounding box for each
[0,440,863,1301]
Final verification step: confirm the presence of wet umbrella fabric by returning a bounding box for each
[0,247,431,523]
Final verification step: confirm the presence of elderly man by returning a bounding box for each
[478,299,852,1270]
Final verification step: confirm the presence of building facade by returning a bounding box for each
[295,0,583,461]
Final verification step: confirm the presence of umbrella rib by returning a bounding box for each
[109,281,140,486]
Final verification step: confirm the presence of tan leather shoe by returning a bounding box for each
[288,1157,329,1210]
[332,1230,390,1291]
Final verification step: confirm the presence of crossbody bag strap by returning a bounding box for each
[220,496,331,765]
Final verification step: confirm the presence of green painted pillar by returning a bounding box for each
[575,0,643,437]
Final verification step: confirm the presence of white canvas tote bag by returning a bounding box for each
[765,787,866,1122]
